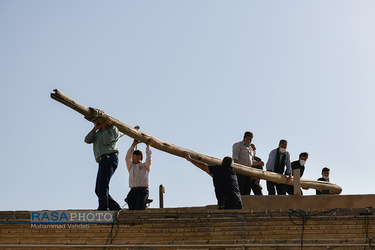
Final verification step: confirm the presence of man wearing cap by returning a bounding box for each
[232,132,264,195]
[265,139,292,195]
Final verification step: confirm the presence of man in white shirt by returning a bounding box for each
[125,139,154,210]
[232,131,264,195]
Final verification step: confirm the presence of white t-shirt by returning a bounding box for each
[125,145,152,188]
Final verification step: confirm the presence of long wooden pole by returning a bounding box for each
[51,89,342,194]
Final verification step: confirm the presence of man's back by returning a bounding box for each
[209,165,242,209]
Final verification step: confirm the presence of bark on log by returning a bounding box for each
[51,89,342,194]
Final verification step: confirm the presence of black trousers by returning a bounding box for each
[237,173,262,195]
[126,187,149,210]
[285,185,303,195]
[218,197,242,210]
[250,179,263,195]
[236,173,251,195]
[95,153,121,211]
[267,180,287,195]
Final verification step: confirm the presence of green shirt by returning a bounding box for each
[84,125,120,163]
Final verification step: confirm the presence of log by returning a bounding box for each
[50,89,342,194]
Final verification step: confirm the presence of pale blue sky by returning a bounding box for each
[1,1,374,210]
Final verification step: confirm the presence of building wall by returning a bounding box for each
[241,194,375,210]
[1,206,375,249]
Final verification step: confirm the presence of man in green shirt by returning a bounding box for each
[85,117,121,211]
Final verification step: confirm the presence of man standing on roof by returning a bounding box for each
[286,152,309,195]
[265,139,292,195]
[85,117,122,211]
[232,131,264,195]
[249,143,264,195]
[316,167,330,195]
[185,152,242,209]
[125,138,154,210]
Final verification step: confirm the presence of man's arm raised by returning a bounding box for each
[184,152,212,176]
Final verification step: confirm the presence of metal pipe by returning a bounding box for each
[159,184,165,208]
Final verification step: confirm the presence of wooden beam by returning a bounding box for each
[51,89,342,194]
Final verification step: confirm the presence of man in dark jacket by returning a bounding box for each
[185,153,242,209]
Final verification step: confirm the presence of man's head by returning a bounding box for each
[222,156,233,167]
[132,150,143,164]
[279,139,288,153]
[299,152,309,166]
[243,131,253,146]
[322,167,330,180]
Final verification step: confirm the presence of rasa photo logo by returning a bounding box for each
[30,210,114,224]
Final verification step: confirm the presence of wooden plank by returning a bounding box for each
[50,89,342,194]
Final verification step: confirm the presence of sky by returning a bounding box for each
[1,0,374,211]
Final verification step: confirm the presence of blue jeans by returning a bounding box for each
[95,153,121,210]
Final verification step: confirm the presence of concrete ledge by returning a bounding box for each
[241,194,375,210]
[0,195,374,216]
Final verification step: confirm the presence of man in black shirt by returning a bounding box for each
[184,152,242,209]
[286,152,308,195]
[249,144,263,195]
[316,167,330,195]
